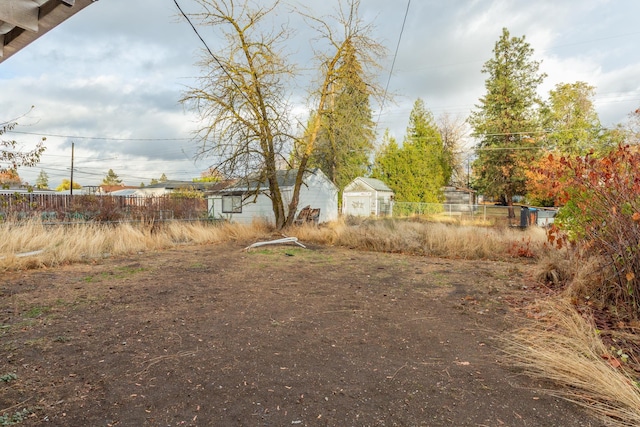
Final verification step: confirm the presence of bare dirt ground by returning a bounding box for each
[1,241,602,426]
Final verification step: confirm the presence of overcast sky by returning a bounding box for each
[1,0,639,188]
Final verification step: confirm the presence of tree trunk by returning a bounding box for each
[264,155,286,229]
[283,156,309,229]
[505,193,515,219]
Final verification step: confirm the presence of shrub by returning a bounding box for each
[547,145,640,318]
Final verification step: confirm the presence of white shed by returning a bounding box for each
[207,169,338,225]
[342,177,394,217]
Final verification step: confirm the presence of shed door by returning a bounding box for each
[345,195,371,217]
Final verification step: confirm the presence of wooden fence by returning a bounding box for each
[0,193,208,222]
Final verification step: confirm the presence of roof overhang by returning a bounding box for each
[0,0,97,63]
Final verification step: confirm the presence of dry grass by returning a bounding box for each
[0,219,274,270]
[532,249,576,289]
[0,217,553,270]
[290,217,550,260]
[505,299,640,427]
[3,216,638,424]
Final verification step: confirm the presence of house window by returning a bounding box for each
[222,195,242,213]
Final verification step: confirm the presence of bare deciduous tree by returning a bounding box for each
[180,0,295,228]
[1,112,46,187]
[437,112,469,187]
[180,0,386,229]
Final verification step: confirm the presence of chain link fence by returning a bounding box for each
[392,202,525,226]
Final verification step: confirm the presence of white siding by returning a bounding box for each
[207,170,338,224]
[208,194,275,224]
[342,193,371,217]
[287,172,338,223]
[342,177,394,217]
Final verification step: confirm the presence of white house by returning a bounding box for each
[207,169,338,224]
[342,177,394,217]
[134,180,207,197]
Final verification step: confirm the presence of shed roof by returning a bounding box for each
[0,0,97,63]
[354,177,393,192]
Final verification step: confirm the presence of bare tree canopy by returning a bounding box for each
[180,0,387,229]
[1,111,46,188]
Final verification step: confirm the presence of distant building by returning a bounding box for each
[97,185,139,195]
[442,186,476,211]
[134,181,215,197]
[342,177,394,217]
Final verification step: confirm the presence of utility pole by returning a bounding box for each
[70,142,75,195]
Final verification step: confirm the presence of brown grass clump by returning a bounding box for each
[290,218,549,260]
[0,216,550,270]
[0,219,273,270]
[504,299,640,427]
[533,249,574,289]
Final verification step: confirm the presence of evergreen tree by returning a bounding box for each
[469,28,546,215]
[159,173,168,183]
[102,169,122,186]
[35,169,49,189]
[309,39,375,194]
[372,100,449,203]
[371,130,403,194]
[403,99,451,202]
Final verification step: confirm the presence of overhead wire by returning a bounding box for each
[6,130,191,141]
[375,0,410,133]
[172,0,253,107]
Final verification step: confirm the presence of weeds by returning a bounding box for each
[0,408,31,426]
[0,373,16,383]
[24,306,48,319]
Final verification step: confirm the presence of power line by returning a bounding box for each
[376,0,410,132]
[6,130,190,142]
[173,0,253,107]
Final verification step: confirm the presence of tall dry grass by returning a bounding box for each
[0,217,552,270]
[505,299,640,427]
[289,217,550,260]
[0,219,274,270]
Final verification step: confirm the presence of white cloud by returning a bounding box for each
[2,0,640,187]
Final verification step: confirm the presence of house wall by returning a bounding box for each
[208,194,275,224]
[207,171,338,224]
[281,173,338,223]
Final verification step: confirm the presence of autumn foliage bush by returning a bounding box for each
[546,145,640,318]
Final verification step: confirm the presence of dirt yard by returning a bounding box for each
[1,241,602,426]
